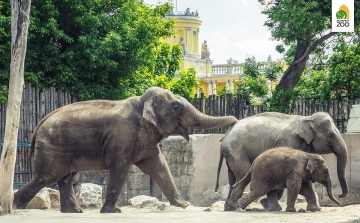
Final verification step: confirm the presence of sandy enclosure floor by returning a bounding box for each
[2,202,360,223]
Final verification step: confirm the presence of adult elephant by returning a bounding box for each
[216,112,348,211]
[14,87,237,213]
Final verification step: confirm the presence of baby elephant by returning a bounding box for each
[228,147,340,212]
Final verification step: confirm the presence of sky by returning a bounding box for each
[144,0,283,64]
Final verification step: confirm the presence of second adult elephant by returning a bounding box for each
[14,87,238,213]
[216,112,348,211]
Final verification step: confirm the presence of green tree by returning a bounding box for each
[259,0,360,105]
[235,57,273,104]
[328,40,360,99]
[169,67,203,100]
[0,0,178,100]
[236,57,282,104]
[293,70,330,101]
[119,42,182,98]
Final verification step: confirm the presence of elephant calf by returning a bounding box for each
[228,147,340,212]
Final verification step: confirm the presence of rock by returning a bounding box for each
[48,188,60,209]
[217,184,230,201]
[27,188,51,209]
[75,183,102,208]
[203,207,211,211]
[0,205,3,215]
[128,195,169,209]
[297,195,306,203]
[298,208,306,212]
[210,201,225,211]
[202,189,221,207]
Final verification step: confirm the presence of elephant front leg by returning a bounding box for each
[136,153,188,208]
[299,182,321,212]
[100,163,131,213]
[285,175,302,212]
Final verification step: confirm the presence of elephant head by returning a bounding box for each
[141,87,237,140]
[306,155,340,205]
[298,112,348,198]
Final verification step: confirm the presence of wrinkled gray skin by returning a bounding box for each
[216,112,348,211]
[14,87,237,213]
[228,147,340,212]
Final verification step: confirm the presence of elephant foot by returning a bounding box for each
[100,205,122,213]
[13,193,29,209]
[61,205,83,213]
[259,198,269,209]
[224,200,237,211]
[260,198,282,211]
[285,206,296,212]
[306,204,321,212]
[170,199,188,209]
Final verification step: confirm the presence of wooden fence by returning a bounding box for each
[190,94,358,134]
[0,85,358,187]
[0,85,79,188]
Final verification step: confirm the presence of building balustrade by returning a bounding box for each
[212,64,243,76]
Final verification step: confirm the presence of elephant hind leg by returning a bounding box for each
[57,172,83,213]
[239,190,265,210]
[260,190,284,211]
[14,176,55,209]
[224,162,237,211]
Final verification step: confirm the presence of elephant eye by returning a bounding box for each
[172,103,182,115]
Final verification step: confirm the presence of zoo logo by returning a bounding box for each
[336,5,350,27]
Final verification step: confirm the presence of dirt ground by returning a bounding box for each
[2,201,360,223]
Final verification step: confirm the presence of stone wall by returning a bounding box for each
[77,133,360,207]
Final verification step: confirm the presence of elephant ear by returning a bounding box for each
[306,157,317,183]
[143,97,158,127]
[297,119,315,144]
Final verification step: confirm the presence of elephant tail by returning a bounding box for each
[215,148,224,192]
[29,126,39,179]
[237,169,251,187]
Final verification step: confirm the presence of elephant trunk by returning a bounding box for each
[180,97,238,129]
[325,182,340,205]
[333,137,348,198]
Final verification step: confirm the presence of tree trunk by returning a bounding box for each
[0,0,31,215]
[275,31,337,106]
[277,40,310,91]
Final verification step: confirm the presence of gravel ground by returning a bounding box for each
[2,201,360,223]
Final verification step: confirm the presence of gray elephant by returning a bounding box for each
[228,147,340,212]
[216,112,348,211]
[14,87,237,213]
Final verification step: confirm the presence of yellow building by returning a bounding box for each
[165,8,283,97]
[165,8,238,96]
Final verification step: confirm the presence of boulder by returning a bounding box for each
[48,188,60,209]
[128,195,169,210]
[27,187,51,209]
[217,184,230,201]
[75,183,102,208]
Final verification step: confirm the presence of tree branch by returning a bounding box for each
[309,32,337,53]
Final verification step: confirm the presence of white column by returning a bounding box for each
[212,81,217,95]
[207,81,212,95]
[230,80,235,91]
[226,80,230,91]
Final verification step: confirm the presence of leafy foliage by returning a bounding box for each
[259,0,360,99]
[0,0,179,100]
[235,56,282,105]
[327,39,360,99]
[169,67,203,100]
